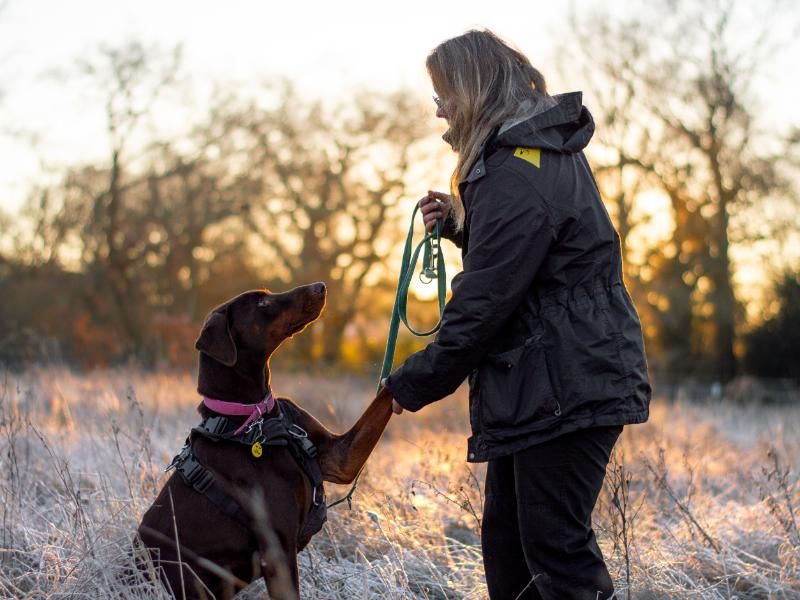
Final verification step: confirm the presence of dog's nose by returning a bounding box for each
[312,282,326,295]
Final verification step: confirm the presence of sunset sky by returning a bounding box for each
[2,0,797,214]
[0,0,566,210]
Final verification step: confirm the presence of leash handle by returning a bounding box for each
[379,204,447,383]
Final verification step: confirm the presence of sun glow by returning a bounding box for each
[626,190,674,266]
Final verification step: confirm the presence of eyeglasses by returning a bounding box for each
[432,95,444,110]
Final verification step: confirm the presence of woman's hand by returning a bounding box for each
[381,378,405,414]
[419,190,453,232]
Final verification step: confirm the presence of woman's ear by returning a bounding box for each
[195,310,237,366]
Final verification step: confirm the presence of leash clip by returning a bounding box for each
[164,443,189,473]
[246,417,265,436]
[419,236,440,283]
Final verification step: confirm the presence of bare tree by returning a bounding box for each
[62,42,182,353]
[220,83,433,363]
[563,0,799,381]
[4,40,435,366]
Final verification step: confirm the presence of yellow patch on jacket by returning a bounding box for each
[513,147,541,168]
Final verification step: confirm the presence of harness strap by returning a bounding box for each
[193,411,324,499]
[170,443,250,527]
[192,414,290,447]
[279,403,325,493]
[278,404,328,543]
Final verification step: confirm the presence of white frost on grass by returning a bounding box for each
[0,367,798,598]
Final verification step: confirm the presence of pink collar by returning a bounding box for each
[203,391,276,435]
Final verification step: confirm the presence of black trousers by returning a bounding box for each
[481,425,622,600]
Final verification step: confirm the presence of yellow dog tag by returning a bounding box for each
[251,441,263,458]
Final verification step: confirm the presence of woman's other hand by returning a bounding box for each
[419,190,453,232]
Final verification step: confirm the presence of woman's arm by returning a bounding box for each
[386,169,555,411]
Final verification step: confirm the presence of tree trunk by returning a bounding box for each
[712,201,737,382]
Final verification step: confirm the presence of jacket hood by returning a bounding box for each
[495,92,595,154]
[460,92,594,184]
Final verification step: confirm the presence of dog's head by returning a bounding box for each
[196,282,327,369]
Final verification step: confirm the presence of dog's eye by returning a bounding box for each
[257,297,279,317]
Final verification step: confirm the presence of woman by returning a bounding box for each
[382,30,651,599]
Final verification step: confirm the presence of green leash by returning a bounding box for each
[327,204,448,509]
[380,204,447,376]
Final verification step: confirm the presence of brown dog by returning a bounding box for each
[137,282,393,599]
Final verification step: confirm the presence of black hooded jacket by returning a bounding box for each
[385,92,651,462]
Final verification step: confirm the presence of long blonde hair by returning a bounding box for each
[426,29,549,229]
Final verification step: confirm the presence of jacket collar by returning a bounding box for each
[459,92,588,185]
[460,128,498,184]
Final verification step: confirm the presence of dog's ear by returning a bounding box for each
[195,311,237,366]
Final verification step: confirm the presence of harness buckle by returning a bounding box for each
[182,455,215,493]
[287,423,319,459]
[205,416,229,436]
[312,485,325,507]
[192,470,215,494]
[299,438,319,459]
[288,424,308,439]
[164,443,189,472]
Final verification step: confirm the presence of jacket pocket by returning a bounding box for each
[478,335,559,434]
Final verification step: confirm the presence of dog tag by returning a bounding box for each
[251,441,263,458]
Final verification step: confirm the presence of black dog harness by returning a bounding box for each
[166,399,327,546]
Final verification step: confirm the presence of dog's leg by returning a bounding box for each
[288,387,394,485]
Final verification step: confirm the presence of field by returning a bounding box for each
[0,367,798,599]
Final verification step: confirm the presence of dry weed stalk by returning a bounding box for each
[236,486,299,599]
[644,447,721,554]
[0,373,24,564]
[28,423,98,559]
[410,464,483,533]
[602,447,644,598]
[167,487,187,599]
[756,446,799,547]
